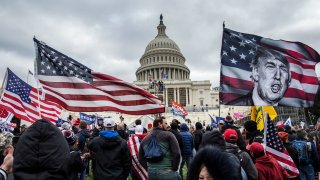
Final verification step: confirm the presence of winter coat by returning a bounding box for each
[170,129,183,153]
[180,124,193,155]
[68,150,85,180]
[13,119,70,180]
[225,143,258,180]
[255,154,287,180]
[193,130,203,151]
[77,129,90,153]
[88,130,131,180]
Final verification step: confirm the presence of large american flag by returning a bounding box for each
[220,28,320,107]
[0,68,62,123]
[34,38,164,115]
[264,113,299,177]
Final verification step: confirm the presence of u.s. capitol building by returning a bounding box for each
[134,15,219,111]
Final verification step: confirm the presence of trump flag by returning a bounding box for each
[220,28,320,107]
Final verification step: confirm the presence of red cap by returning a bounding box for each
[223,128,238,142]
[278,131,288,142]
[73,118,80,126]
[147,123,152,129]
[246,142,264,155]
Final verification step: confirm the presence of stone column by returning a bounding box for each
[169,68,171,80]
[173,88,176,102]
[165,88,168,106]
[159,68,161,80]
[186,88,189,105]
[189,88,193,105]
[177,87,180,103]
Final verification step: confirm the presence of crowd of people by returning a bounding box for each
[0,115,319,180]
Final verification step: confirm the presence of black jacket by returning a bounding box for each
[77,129,90,153]
[68,146,85,180]
[88,130,131,180]
[13,119,70,180]
[170,129,183,153]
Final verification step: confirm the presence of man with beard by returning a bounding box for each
[230,48,291,106]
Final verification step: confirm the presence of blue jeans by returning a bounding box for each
[180,155,193,179]
[299,164,314,180]
[148,168,181,180]
[80,159,88,180]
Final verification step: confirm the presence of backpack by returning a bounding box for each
[235,150,248,180]
[144,133,164,162]
[291,140,311,165]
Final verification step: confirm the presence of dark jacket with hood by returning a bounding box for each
[225,143,258,180]
[88,130,131,180]
[13,119,70,180]
[77,128,90,153]
[180,124,193,155]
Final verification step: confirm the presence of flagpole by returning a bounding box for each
[218,22,225,120]
[34,37,42,118]
[0,69,8,97]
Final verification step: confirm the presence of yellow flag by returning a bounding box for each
[251,106,277,131]
[250,106,257,121]
[262,106,277,120]
[255,107,264,131]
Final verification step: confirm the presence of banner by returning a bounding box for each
[220,28,320,107]
[79,112,96,125]
[251,106,277,131]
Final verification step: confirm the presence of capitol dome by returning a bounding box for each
[136,14,190,82]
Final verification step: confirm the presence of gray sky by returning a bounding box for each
[1,0,320,88]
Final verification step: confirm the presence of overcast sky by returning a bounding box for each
[1,0,320,88]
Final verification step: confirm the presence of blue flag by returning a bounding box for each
[79,112,96,125]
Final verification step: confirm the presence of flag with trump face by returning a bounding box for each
[220,28,320,107]
[33,38,164,115]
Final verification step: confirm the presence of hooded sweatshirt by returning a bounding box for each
[13,119,70,180]
[88,130,131,180]
[255,154,287,180]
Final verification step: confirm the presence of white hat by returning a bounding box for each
[135,125,144,135]
[61,122,71,130]
[103,117,115,128]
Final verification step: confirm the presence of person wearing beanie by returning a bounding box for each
[277,131,299,168]
[193,122,203,152]
[291,129,319,179]
[224,129,258,180]
[221,116,246,150]
[127,125,148,180]
[72,118,81,134]
[88,117,131,180]
[179,123,193,179]
[246,142,288,180]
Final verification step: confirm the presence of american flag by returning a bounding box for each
[34,38,164,115]
[127,134,148,180]
[220,28,320,107]
[0,68,62,123]
[264,113,299,177]
[171,101,188,119]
